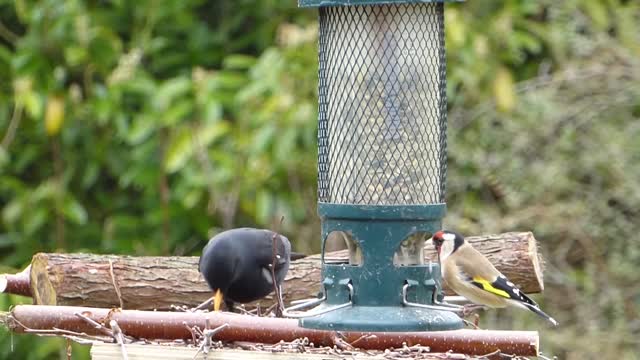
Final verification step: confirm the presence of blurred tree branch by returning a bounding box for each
[0,20,18,44]
[1,102,22,149]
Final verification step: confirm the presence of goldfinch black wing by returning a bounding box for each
[469,274,538,307]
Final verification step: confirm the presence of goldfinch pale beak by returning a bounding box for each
[213,289,223,311]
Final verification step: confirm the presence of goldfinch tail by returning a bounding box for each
[523,302,558,326]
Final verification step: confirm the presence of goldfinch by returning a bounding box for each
[432,230,558,326]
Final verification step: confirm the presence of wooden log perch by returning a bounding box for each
[3,232,543,310]
[2,305,540,356]
[0,266,31,297]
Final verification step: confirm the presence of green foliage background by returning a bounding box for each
[0,0,639,358]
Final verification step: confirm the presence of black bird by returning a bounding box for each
[198,227,292,311]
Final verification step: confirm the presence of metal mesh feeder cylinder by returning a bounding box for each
[288,0,463,331]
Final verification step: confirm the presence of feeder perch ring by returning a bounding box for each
[402,283,462,314]
[283,283,354,318]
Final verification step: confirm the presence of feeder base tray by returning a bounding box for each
[299,305,463,332]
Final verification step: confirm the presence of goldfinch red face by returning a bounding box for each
[431,230,460,262]
[432,231,445,255]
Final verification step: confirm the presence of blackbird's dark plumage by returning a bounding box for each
[199,228,291,310]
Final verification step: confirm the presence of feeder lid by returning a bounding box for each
[299,0,461,8]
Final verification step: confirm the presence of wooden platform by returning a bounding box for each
[91,343,339,360]
[90,342,461,359]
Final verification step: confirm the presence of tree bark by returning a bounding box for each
[12,232,543,310]
[0,266,31,297]
[2,305,540,356]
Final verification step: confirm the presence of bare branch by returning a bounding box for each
[270,216,286,317]
[0,20,18,43]
[1,102,23,150]
[5,305,539,356]
[109,320,128,360]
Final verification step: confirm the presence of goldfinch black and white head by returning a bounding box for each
[432,229,558,326]
[432,230,465,261]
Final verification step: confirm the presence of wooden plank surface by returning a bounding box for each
[90,343,341,360]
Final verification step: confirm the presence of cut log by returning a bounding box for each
[11,232,542,310]
[3,305,540,356]
[0,266,31,297]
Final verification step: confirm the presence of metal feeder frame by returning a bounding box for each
[285,0,463,331]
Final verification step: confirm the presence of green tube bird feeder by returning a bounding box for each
[285,0,463,332]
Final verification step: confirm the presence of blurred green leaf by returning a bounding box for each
[0,147,9,169]
[128,114,157,145]
[61,196,87,225]
[165,128,193,173]
[2,199,24,225]
[582,1,610,30]
[24,207,47,235]
[161,99,193,126]
[165,122,230,173]
[153,77,191,112]
[223,54,257,70]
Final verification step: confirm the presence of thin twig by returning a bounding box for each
[8,315,106,342]
[234,306,255,316]
[263,303,277,317]
[349,334,376,348]
[61,335,96,345]
[233,341,260,351]
[478,349,501,359]
[192,297,213,312]
[537,353,555,360]
[74,312,115,338]
[25,327,94,338]
[109,260,124,309]
[270,216,286,317]
[462,318,481,330]
[109,320,129,360]
[171,304,190,312]
[66,338,73,360]
[193,323,229,360]
[330,332,354,351]
[183,322,198,345]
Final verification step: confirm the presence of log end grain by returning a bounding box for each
[527,232,545,291]
[30,253,58,305]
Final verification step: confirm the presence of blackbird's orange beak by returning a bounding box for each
[213,289,223,311]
